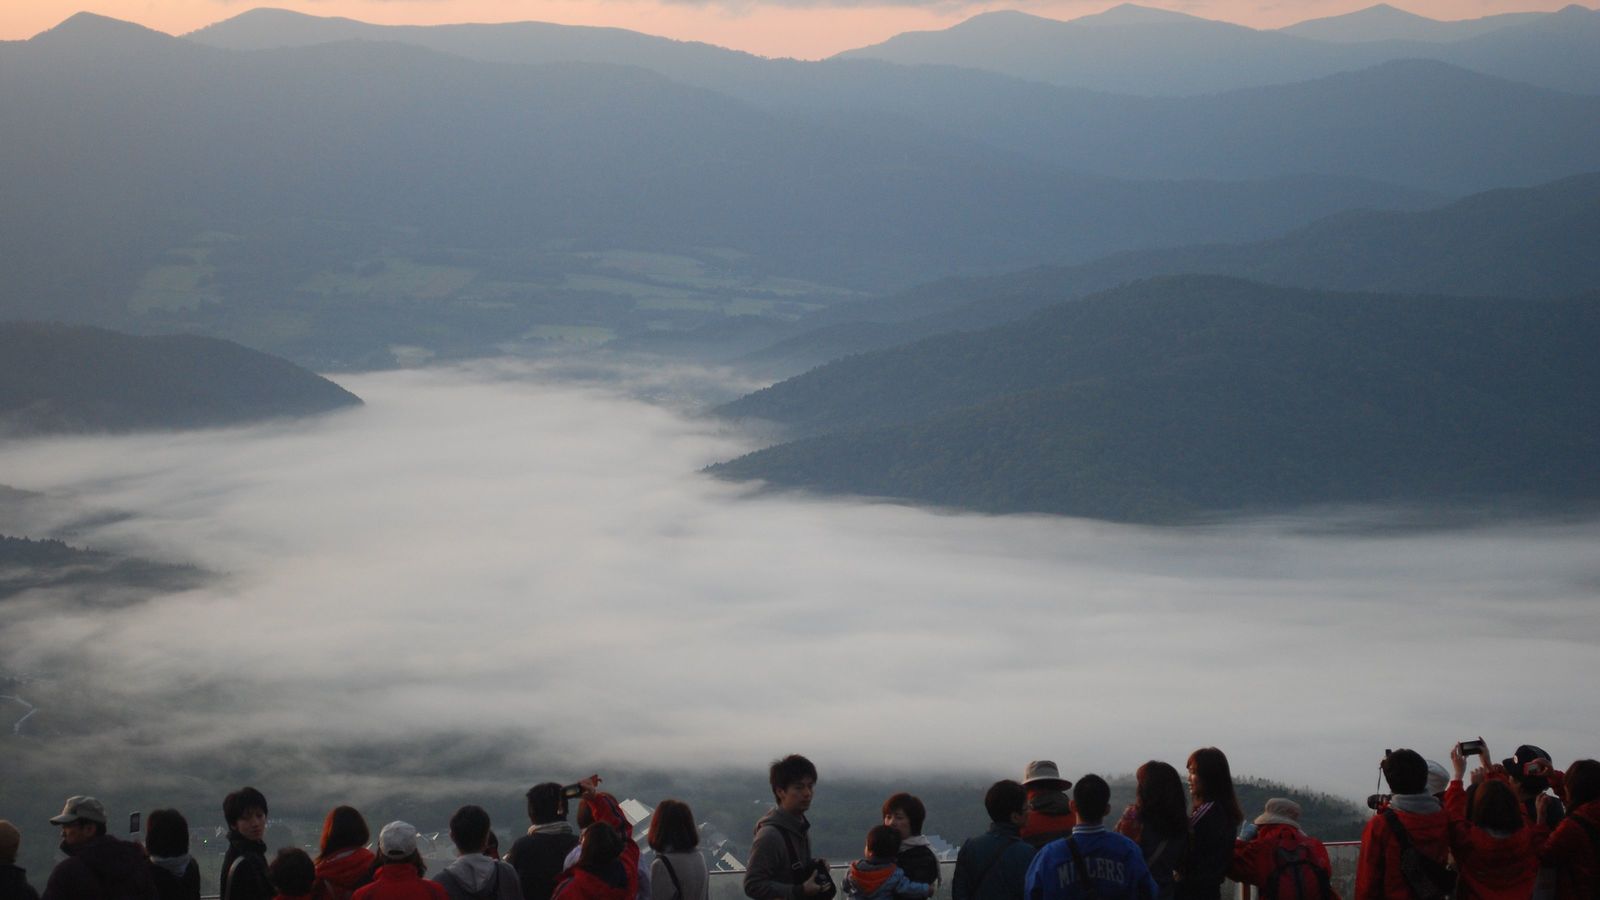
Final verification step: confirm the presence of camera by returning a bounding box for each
[1367,793,1391,811]
[1457,739,1486,757]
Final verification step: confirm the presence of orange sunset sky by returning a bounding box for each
[1,0,1584,58]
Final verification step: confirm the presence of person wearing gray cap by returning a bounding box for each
[1020,762,1075,849]
[0,820,41,900]
[40,796,156,900]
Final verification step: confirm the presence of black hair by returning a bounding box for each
[223,787,269,826]
[1187,748,1244,827]
[449,805,493,854]
[1566,760,1600,808]
[882,793,926,836]
[144,809,190,858]
[528,783,566,825]
[1470,780,1525,833]
[867,825,902,859]
[769,755,818,802]
[1135,761,1190,838]
[577,822,623,871]
[984,780,1027,823]
[1073,774,1112,823]
[1382,749,1430,796]
[269,847,316,895]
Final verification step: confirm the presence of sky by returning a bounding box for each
[3,359,1597,804]
[0,0,1583,59]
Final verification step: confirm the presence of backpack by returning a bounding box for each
[1258,832,1334,900]
[1380,810,1456,900]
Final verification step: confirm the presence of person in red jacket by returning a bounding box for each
[1020,762,1075,849]
[354,822,448,900]
[1444,743,1537,900]
[1536,760,1600,900]
[552,784,638,900]
[1228,798,1333,900]
[315,806,377,900]
[1356,749,1451,900]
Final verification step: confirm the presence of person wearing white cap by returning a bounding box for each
[40,796,156,900]
[1020,762,1075,849]
[1226,799,1334,900]
[353,822,448,900]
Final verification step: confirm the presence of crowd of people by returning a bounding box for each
[1,743,1594,900]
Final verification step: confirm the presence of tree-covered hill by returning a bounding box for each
[0,322,361,435]
[712,277,1600,521]
[744,172,1600,372]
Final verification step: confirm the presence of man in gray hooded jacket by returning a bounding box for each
[746,755,829,900]
[436,806,523,900]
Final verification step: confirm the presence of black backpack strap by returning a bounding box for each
[779,829,808,880]
[659,854,685,900]
[1067,838,1103,900]
[969,836,1020,896]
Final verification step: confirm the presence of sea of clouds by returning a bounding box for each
[2,358,1597,801]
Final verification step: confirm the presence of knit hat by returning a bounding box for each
[0,821,20,865]
[379,821,419,860]
[49,796,108,826]
[1426,760,1451,796]
[1253,798,1303,830]
[1022,760,1072,790]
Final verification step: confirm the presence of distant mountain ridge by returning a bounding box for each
[835,2,1600,95]
[0,323,362,435]
[712,277,1600,521]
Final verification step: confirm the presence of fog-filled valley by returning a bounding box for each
[3,0,1599,886]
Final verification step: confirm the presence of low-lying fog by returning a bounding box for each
[3,359,1597,800]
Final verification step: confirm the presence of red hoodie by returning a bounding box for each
[315,847,377,900]
[1228,824,1332,889]
[1355,802,1451,900]
[1443,782,1538,900]
[351,864,448,900]
[1537,800,1600,900]
[552,794,640,900]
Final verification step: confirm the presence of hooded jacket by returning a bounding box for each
[552,794,639,900]
[41,833,157,900]
[1023,793,1077,850]
[316,847,378,900]
[1023,824,1159,900]
[744,808,814,900]
[354,864,450,900]
[895,840,942,891]
[435,854,523,900]
[147,855,200,900]
[1536,800,1600,900]
[1355,795,1451,900]
[1443,781,1538,900]
[845,859,932,900]
[1,864,41,900]
[1227,824,1332,889]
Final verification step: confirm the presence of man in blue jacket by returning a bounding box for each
[1024,775,1157,900]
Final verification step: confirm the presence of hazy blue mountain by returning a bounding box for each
[737,172,1600,371]
[0,322,361,434]
[712,277,1600,521]
[835,3,1600,95]
[1280,4,1547,43]
[175,9,1600,195]
[0,17,1451,366]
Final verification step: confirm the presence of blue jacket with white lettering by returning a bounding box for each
[1024,826,1158,900]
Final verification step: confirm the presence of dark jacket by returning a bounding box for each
[744,808,813,900]
[952,822,1036,900]
[0,864,41,900]
[895,843,942,890]
[1176,804,1237,900]
[148,857,201,900]
[41,834,157,900]
[509,828,581,900]
[220,831,272,900]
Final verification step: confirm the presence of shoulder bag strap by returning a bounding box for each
[970,836,1019,894]
[659,854,685,900]
[1067,838,1103,900]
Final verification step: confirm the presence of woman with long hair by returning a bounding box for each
[1176,748,1243,900]
[648,800,709,900]
[1445,753,1537,900]
[314,806,376,900]
[1115,761,1190,900]
[552,787,640,900]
